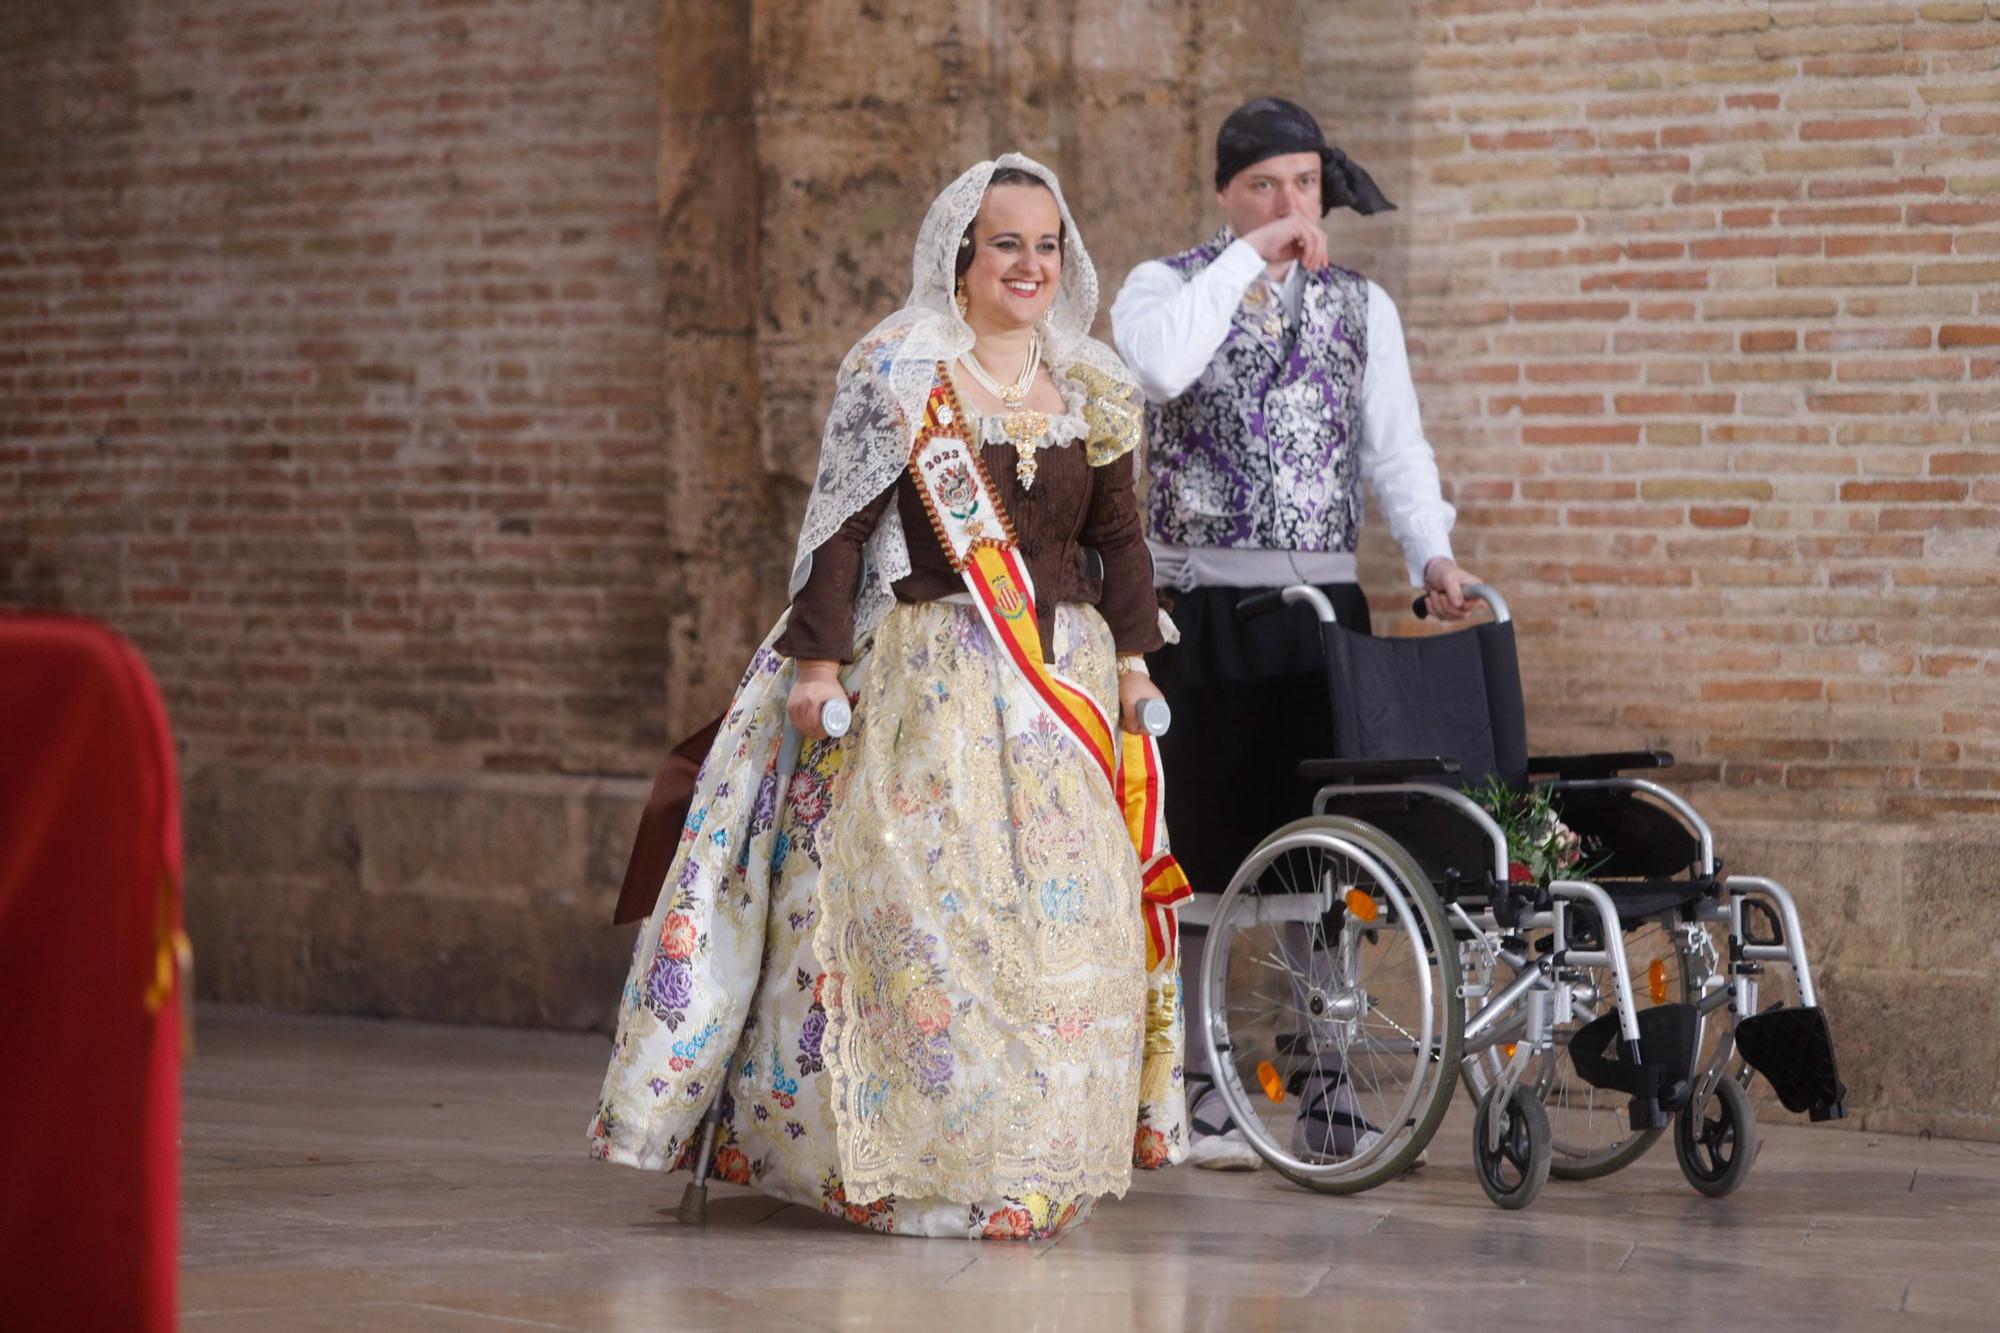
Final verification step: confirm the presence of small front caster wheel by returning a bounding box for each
[1675,1075,1757,1198]
[1473,1082,1551,1210]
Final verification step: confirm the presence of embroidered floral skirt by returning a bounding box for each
[589,600,1185,1240]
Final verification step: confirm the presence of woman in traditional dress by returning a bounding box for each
[588,155,1189,1240]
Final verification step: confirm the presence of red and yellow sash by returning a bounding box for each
[909,373,1191,972]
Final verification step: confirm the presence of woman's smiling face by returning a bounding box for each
[960,183,1063,331]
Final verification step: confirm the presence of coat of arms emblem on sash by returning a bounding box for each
[938,460,981,522]
[990,572,1026,620]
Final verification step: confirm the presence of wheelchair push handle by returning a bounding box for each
[1136,697,1171,737]
[1411,582,1512,624]
[1236,584,1342,626]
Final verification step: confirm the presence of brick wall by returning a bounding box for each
[1352,1,2000,831]
[3,0,671,779]
[1,0,676,1026]
[1318,0,2000,1138]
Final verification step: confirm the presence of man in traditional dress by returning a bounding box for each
[1111,96,1477,1170]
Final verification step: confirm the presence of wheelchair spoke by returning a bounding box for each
[1362,999,1421,1049]
[1250,953,1297,977]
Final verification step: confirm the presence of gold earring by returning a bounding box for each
[955,278,969,317]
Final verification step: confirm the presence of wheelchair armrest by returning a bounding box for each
[1298,756,1463,784]
[1526,750,1674,779]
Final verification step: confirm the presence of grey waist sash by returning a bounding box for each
[1149,542,1358,592]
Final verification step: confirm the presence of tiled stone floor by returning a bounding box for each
[183,1005,2000,1331]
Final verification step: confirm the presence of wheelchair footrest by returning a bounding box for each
[1735,1004,1848,1121]
[1569,1003,1698,1131]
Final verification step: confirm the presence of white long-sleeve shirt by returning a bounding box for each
[1111,237,1457,586]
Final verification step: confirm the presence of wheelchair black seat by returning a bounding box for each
[1576,877,1717,935]
[1299,605,1718,894]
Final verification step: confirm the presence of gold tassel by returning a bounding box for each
[145,868,195,1057]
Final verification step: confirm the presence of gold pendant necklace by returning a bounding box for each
[960,337,1050,490]
[996,384,1051,489]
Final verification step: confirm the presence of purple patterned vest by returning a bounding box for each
[1145,229,1370,552]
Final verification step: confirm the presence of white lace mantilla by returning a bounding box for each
[788,154,1140,641]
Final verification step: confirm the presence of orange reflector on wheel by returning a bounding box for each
[1502,1043,1517,1059]
[1343,888,1378,923]
[1648,958,1669,1004]
[1255,1060,1285,1103]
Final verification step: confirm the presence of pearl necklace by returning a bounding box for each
[958,335,1052,490]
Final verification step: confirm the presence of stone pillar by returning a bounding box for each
[659,1,788,736]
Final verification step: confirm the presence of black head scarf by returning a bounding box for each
[1214,96,1396,217]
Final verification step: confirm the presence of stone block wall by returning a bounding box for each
[5,0,1997,1138]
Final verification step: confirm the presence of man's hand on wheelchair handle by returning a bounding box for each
[1423,556,1477,622]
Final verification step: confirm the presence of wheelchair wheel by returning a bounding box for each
[1200,817,1461,1194]
[1675,1075,1757,1197]
[1459,954,1665,1181]
[1472,1082,1550,1211]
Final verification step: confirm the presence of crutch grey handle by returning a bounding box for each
[820,697,851,738]
[1136,697,1171,737]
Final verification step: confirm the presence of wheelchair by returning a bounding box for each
[1190,583,1847,1209]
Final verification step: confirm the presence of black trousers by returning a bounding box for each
[1146,582,1373,900]
[1149,581,1372,1088]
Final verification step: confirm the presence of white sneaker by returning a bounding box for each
[1186,1075,1265,1172]
[1187,1126,1264,1171]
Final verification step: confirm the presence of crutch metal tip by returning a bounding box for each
[675,1181,708,1225]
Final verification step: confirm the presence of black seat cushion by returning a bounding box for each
[1548,878,1716,946]
[1597,877,1715,924]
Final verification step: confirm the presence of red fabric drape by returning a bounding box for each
[0,614,184,1332]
